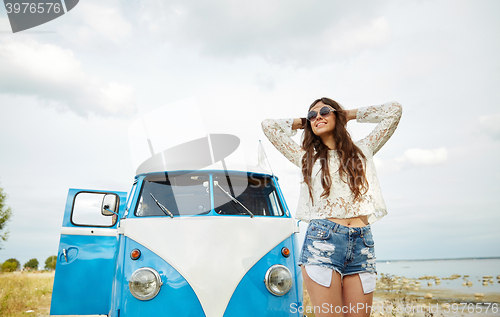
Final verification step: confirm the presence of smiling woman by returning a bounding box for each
[262,98,402,317]
[301,98,368,204]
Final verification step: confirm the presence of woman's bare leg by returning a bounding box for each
[342,274,373,317]
[301,266,344,317]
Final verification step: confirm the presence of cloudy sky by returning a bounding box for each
[0,0,499,267]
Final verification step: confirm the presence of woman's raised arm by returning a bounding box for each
[356,102,403,155]
[261,118,305,167]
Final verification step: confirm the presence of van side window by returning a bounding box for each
[71,192,118,227]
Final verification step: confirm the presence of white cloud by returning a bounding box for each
[400,147,448,166]
[0,38,136,117]
[76,2,132,44]
[98,82,136,115]
[373,156,402,174]
[135,0,392,65]
[399,50,454,78]
[478,113,500,139]
[0,15,10,31]
[326,16,391,55]
[374,147,449,175]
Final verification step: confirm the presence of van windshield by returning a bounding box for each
[136,173,210,217]
[135,172,284,217]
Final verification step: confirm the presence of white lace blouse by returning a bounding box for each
[261,102,402,224]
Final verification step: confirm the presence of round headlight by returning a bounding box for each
[264,264,293,296]
[129,267,163,300]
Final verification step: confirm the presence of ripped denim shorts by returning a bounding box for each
[298,219,377,277]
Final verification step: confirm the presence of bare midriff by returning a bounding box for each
[327,216,369,227]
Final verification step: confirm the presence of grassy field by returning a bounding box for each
[0,272,53,317]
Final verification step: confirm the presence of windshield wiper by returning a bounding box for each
[214,181,254,218]
[150,193,174,218]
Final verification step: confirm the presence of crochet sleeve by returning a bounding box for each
[356,102,403,155]
[261,118,304,167]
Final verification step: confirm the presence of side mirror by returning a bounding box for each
[101,194,119,216]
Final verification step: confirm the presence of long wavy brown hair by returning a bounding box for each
[301,97,368,204]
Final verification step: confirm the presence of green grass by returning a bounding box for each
[0,272,53,317]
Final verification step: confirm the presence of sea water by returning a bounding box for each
[376,258,500,294]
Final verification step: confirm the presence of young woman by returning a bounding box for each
[262,98,402,317]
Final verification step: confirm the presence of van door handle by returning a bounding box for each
[62,249,68,262]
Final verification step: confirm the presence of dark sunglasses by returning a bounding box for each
[307,106,336,121]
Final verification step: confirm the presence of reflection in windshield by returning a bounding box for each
[136,173,210,217]
[213,174,284,217]
[149,193,174,218]
[213,180,254,217]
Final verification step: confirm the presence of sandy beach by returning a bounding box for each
[371,273,500,317]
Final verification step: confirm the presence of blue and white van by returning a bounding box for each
[50,165,303,316]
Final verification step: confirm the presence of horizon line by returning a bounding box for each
[377,256,500,262]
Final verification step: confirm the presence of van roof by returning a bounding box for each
[136,161,273,177]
